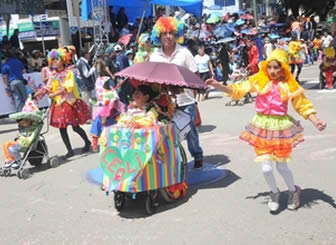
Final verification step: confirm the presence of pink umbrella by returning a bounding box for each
[115,62,207,89]
[240,14,254,20]
[118,34,133,46]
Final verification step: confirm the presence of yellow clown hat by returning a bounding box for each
[249,49,301,92]
[323,47,335,58]
[266,49,289,66]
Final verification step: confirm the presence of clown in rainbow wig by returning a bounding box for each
[134,33,156,64]
[38,48,92,159]
[206,49,326,212]
[150,16,184,46]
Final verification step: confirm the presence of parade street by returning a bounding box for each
[0,63,335,245]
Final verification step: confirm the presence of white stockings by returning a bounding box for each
[262,160,296,193]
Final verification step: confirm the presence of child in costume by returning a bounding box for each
[2,96,42,169]
[42,48,91,158]
[320,47,336,90]
[134,33,154,64]
[288,37,304,82]
[90,59,124,152]
[206,49,327,212]
[117,85,160,128]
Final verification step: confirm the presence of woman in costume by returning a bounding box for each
[206,49,326,212]
[320,47,336,89]
[45,48,91,158]
[288,36,304,82]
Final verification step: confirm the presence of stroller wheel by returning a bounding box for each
[17,169,30,179]
[144,191,156,215]
[1,168,11,177]
[49,157,60,168]
[114,192,126,211]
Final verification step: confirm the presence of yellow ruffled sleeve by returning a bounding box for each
[227,79,255,100]
[63,71,80,98]
[291,93,316,119]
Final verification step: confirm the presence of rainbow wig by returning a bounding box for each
[151,17,184,45]
[138,33,150,49]
[48,48,71,65]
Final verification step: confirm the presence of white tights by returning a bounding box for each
[262,160,296,193]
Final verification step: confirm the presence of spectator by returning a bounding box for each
[76,48,96,114]
[10,29,20,49]
[116,7,128,31]
[1,48,27,112]
[321,31,333,49]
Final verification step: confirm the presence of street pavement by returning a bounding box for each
[0,64,335,245]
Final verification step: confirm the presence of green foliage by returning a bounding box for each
[0,0,45,14]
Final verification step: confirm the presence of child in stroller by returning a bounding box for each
[1,96,59,178]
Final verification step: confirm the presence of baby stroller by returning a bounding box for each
[0,108,60,179]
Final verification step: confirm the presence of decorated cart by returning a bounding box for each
[99,62,207,214]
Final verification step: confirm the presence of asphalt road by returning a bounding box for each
[0,64,335,245]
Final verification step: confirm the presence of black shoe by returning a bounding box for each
[81,143,91,153]
[62,151,74,159]
[194,160,203,169]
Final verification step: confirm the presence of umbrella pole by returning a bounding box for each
[252,0,258,28]
[136,0,150,41]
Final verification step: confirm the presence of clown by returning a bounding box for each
[321,47,336,89]
[43,48,91,159]
[134,33,156,64]
[206,49,326,212]
[288,37,304,82]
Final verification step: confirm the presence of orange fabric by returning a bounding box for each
[2,141,17,162]
[240,131,304,159]
[325,71,333,88]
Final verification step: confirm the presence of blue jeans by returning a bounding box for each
[179,103,203,162]
[9,80,28,112]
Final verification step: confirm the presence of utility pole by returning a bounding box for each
[252,0,258,27]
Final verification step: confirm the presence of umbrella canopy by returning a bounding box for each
[214,24,234,38]
[115,62,207,89]
[118,34,133,47]
[189,29,212,40]
[240,14,254,20]
[216,37,236,44]
[235,19,245,26]
[206,15,221,24]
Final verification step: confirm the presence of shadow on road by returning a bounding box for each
[0,128,18,134]
[118,170,240,219]
[198,124,216,134]
[245,187,336,215]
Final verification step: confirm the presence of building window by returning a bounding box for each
[215,0,236,7]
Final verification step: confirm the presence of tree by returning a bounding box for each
[279,0,336,20]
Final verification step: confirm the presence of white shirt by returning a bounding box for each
[194,54,210,73]
[321,35,333,48]
[150,44,198,106]
[264,43,274,58]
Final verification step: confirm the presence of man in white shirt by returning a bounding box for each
[321,31,333,49]
[150,17,204,168]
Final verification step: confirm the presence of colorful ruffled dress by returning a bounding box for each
[228,50,316,163]
[46,69,91,128]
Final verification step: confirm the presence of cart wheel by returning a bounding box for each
[160,144,188,203]
[49,157,60,168]
[114,192,126,211]
[144,192,156,215]
[18,169,30,179]
[0,168,3,177]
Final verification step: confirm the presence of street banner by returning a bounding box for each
[0,72,49,116]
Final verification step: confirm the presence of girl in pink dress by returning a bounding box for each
[206,49,326,212]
